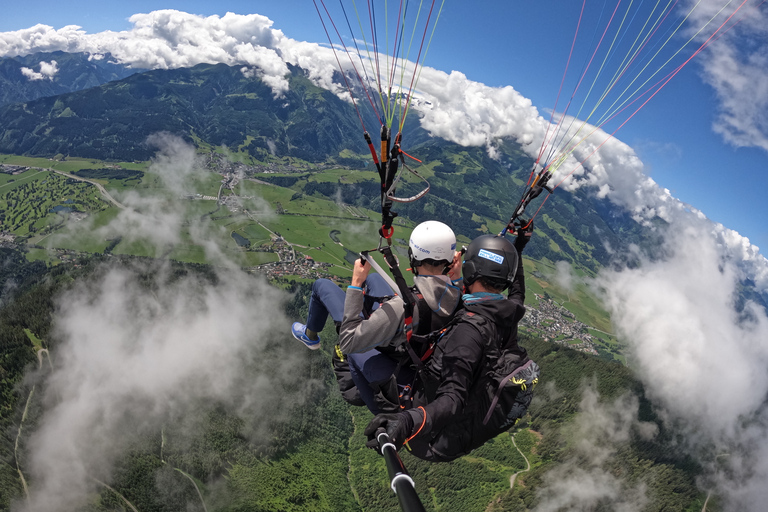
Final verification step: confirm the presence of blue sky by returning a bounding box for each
[2,0,767,250]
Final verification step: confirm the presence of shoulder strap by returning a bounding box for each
[413,291,433,336]
[379,245,417,340]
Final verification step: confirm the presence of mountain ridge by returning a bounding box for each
[0,61,368,162]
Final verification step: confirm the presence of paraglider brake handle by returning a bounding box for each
[505,217,531,235]
[514,217,532,230]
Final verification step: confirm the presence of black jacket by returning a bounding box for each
[406,252,528,462]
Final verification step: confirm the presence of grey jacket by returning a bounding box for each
[338,274,462,354]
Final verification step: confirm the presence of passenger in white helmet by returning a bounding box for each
[290,220,463,412]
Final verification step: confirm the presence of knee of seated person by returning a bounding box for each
[311,278,336,293]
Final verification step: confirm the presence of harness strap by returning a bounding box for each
[360,251,399,294]
[379,246,415,340]
[379,129,401,239]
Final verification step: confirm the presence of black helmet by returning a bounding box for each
[462,234,518,290]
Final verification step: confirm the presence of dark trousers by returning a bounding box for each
[348,350,415,415]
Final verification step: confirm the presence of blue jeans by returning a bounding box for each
[305,274,392,333]
[348,350,415,415]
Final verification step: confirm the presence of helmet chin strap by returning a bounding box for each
[407,248,420,275]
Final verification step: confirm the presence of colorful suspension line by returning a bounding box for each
[508,0,755,233]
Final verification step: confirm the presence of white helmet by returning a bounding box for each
[408,221,456,267]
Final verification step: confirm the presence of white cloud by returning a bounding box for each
[414,69,540,149]
[18,136,314,511]
[20,67,42,80]
[686,1,768,151]
[52,133,203,256]
[593,217,768,509]
[553,260,578,294]
[0,24,89,55]
[20,59,58,80]
[19,262,308,511]
[0,11,293,96]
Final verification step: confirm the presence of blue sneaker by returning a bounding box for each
[291,322,321,350]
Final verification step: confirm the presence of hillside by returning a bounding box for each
[0,59,657,272]
[0,62,375,162]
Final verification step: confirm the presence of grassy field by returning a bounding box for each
[3,157,407,271]
[23,328,44,351]
[0,153,146,172]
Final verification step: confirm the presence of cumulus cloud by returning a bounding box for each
[19,261,308,511]
[49,133,202,257]
[414,69,541,150]
[686,0,768,151]
[0,12,293,96]
[593,216,768,510]
[553,260,578,294]
[20,59,58,80]
[144,131,203,193]
[18,135,311,510]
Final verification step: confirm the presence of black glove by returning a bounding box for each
[514,219,534,252]
[364,411,415,451]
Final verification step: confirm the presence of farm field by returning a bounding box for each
[1,159,410,276]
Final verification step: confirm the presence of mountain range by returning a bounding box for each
[0,53,374,163]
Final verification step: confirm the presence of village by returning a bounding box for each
[202,152,343,178]
[248,233,340,281]
[520,293,601,356]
